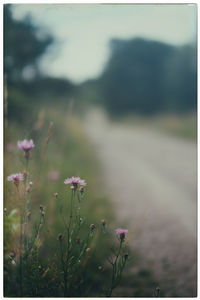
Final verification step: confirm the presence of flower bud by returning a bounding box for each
[9,252,15,259]
[26,187,31,193]
[26,211,31,220]
[155,286,160,296]
[54,192,58,197]
[101,219,106,226]
[23,170,28,179]
[27,181,33,193]
[58,233,63,241]
[86,248,90,253]
[39,205,44,211]
[79,186,84,193]
[90,224,95,231]
[41,211,45,217]
[76,237,81,244]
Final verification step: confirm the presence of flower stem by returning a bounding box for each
[65,189,75,296]
[108,240,122,297]
[19,215,23,297]
[59,240,67,296]
[17,186,23,297]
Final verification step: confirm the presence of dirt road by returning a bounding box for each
[84,108,197,297]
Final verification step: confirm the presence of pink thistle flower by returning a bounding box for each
[115,228,128,241]
[79,179,86,186]
[17,139,35,159]
[48,171,60,181]
[17,139,35,151]
[64,176,86,189]
[7,173,24,186]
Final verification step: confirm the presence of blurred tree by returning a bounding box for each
[99,38,197,115]
[3,5,75,122]
[165,44,197,112]
[4,4,53,83]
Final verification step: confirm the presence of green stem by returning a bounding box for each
[25,157,30,212]
[17,186,23,296]
[65,189,75,296]
[25,157,29,183]
[19,215,23,297]
[108,240,122,297]
[59,240,67,296]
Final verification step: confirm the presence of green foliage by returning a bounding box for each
[6,87,36,122]
[4,4,53,82]
[4,5,76,123]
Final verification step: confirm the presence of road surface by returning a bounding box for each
[84,108,197,297]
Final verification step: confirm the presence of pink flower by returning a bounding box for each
[48,171,60,181]
[64,176,86,188]
[17,139,35,151]
[115,228,128,241]
[7,173,24,186]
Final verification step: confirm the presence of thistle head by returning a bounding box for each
[115,228,128,241]
[7,173,24,186]
[17,139,35,151]
[64,176,86,190]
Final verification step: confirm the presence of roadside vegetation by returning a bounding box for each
[4,107,132,297]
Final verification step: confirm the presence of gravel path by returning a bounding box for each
[84,108,197,297]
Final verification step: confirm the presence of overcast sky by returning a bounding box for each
[12,4,197,83]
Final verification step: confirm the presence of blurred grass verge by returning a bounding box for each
[115,113,196,142]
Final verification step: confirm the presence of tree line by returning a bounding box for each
[4,4,197,120]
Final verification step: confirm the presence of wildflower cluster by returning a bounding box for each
[5,136,129,297]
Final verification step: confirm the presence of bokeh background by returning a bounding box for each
[4,3,197,297]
